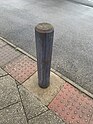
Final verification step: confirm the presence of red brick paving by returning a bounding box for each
[48,83,93,124]
[89,114,93,124]
[0,45,21,66]
[4,55,37,83]
[0,40,6,48]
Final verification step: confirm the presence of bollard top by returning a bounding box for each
[35,23,54,33]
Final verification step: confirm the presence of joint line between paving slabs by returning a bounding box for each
[16,81,49,109]
[21,70,37,85]
[0,101,20,111]
[0,37,17,48]
[51,69,93,99]
[0,44,7,49]
[28,109,49,121]
[16,84,29,124]
[51,110,65,122]
[1,54,22,69]
[0,74,8,78]
[0,69,22,86]
[46,90,62,107]
[15,80,21,86]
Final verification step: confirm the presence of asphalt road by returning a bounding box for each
[0,0,93,93]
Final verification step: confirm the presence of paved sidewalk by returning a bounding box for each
[0,38,93,124]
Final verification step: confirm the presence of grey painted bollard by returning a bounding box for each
[35,23,54,88]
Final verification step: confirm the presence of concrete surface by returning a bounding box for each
[0,75,20,109]
[0,0,93,93]
[0,68,7,77]
[0,102,28,124]
[23,72,65,105]
[28,110,65,124]
[18,85,48,120]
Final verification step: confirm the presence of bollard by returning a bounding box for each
[35,23,54,88]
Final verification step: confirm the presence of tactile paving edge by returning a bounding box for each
[0,36,93,99]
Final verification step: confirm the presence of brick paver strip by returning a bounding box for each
[48,83,93,124]
[4,55,37,84]
[0,39,6,48]
[0,45,21,67]
[90,114,93,124]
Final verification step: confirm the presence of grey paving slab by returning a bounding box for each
[28,110,65,124]
[0,68,7,77]
[0,45,21,67]
[0,102,28,124]
[18,85,48,120]
[23,72,65,105]
[0,75,20,109]
[0,39,6,48]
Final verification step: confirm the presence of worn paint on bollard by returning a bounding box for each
[35,23,54,88]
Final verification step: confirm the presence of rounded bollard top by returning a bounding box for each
[35,23,54,33]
